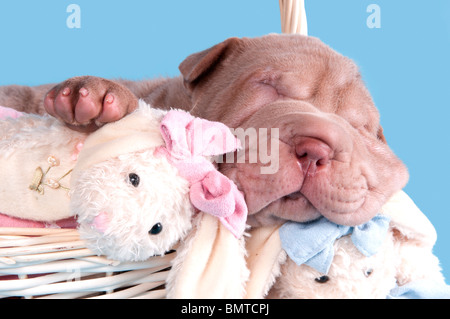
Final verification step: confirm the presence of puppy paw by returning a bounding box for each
[44,76,138,131]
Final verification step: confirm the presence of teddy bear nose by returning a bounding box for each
[149,223,163,235]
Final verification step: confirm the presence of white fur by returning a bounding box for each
[0,103,198,263]
[72,149,193,261]
[269,233,397,298]
[1,103,251,297]
[267,226,445,299]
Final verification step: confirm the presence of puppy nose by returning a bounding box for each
[295,137,332,174]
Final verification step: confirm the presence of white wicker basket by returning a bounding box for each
[0,227,174,299]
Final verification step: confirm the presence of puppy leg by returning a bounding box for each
[0,84,54,114]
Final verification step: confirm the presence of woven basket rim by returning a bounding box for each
[0,227,174,299]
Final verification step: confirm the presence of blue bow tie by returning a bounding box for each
[279,214,391,274]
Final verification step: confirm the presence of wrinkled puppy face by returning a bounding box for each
[179,34,408,227]
[71,150,192,261]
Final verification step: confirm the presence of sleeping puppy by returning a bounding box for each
[0,34,408,228]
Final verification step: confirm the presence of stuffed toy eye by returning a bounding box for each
[128,173,140,187]
[149,223,163,235]
[364,268,374,277]
[314,275,330,284]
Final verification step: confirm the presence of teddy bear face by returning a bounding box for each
[269,233,399,299]
[70,149,193,262]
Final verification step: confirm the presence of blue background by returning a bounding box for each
[1,1,449,283]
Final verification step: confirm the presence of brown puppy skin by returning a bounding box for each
[0,34,408,227]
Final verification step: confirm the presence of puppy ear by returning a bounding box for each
[179,37,241,90]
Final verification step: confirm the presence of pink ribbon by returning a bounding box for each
[155,110,247,238]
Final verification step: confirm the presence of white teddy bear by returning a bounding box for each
[244,191,450,299]
[0,101,247,262]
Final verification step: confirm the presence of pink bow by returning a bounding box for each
[155,110,247,238]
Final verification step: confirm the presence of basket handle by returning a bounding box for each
[279,0,308,35]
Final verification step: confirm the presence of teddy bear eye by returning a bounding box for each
[314,275,330,284]
[149,223,163,235]
[128,173,140,187]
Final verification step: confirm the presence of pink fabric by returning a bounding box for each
[0,105,23,119]
[92,211,109,232]
[159,110,240,159]
[156,110,247,238]
[0,213,78,229]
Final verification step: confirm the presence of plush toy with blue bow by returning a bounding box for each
[251,191,450,299]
